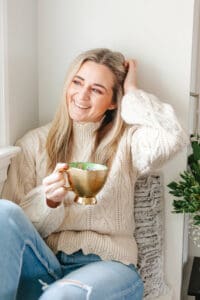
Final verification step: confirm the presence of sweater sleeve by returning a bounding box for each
[1,129,65,238]
[121,89,189,176]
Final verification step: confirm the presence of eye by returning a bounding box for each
[72,79,82,86]
[91,88,103,95]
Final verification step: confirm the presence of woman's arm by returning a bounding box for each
[1,128,65,237]
[121,60,189,176]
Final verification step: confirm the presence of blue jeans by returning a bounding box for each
[0,199,144,300]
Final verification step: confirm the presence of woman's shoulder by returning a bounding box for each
[15,123,52,148]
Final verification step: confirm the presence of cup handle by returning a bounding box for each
[59,168,73,191]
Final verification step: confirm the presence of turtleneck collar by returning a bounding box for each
[70,120,102,162]
[73,120,101,130]
[72,120,102,147]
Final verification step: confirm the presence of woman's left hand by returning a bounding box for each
[123,59,138,94]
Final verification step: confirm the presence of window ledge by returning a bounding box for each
[0,146,21,159]
[0,146,21,194]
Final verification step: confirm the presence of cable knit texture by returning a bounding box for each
[1,89,188,266]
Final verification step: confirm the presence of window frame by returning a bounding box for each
[0,0,9,147]
[0,0,20,195]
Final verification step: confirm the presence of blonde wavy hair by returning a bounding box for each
[46,48,127,173]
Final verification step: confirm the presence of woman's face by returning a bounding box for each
[66,61,116,122]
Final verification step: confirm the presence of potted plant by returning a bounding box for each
[167,135,200,226]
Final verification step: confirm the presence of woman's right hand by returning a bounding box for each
[42,163,69,208]
[123,59,138,94]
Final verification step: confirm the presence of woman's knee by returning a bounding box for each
[39,260,144,300]
[0,198,20,212]
[0,198,22,215]
[39,279,91,300]
[40,278,144,300]
[0,199,26,227]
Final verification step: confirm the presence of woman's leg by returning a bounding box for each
[39,257,144,300]
[0,199,62,300]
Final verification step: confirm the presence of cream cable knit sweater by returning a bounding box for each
[1,90,188,266]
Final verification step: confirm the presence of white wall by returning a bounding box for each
[0,0,38,216]
[37,1,194,299]
[6,0,38,144]
[38,0,193,126]
[182,1,200,299]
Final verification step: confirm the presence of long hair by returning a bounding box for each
[46,48,127,173]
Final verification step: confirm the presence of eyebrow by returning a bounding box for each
[73,75,108,92]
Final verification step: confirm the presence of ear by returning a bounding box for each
[107,103,117,110]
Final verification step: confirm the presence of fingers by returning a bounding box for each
[43,177,66,194]
[43,171,65,186]
[43,162,69,204]
[46,187,68,203]
[124,59,137,70]
[123,59,138,94]
[43,162,68,185]
[53,162,68,173]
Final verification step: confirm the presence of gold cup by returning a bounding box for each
[65,162,108,205]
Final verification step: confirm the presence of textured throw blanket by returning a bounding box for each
[134,174,169,299]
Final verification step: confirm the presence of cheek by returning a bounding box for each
[66,92,72,105]
[93,103,109,116]
[97,96,113,110]
[66,85,74,101]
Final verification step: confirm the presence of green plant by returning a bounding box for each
[167,135,200,225]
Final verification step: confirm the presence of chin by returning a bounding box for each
[69,114,87,122]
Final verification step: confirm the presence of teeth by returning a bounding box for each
[74,101,90,109]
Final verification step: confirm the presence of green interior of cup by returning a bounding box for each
[69,162,108,171]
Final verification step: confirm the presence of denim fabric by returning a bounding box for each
[0,199,144,300]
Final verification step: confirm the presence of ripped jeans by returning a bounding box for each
[0,199,144,300]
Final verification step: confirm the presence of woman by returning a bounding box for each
[0,48,188,300]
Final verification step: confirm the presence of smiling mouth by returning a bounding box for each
[74,101,90,109]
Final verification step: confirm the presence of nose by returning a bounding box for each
[77,86,90,101]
